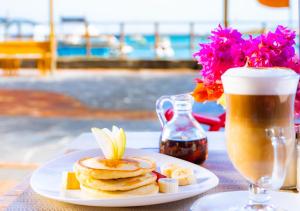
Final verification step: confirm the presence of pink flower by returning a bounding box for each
[246,26,296,68]
[193,25,246,88]
[295,81,300,118]
[193,25,300,116]
[287,55,300,73]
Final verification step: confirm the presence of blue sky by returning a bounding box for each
[0,0,298,34]
[1,0,298,22]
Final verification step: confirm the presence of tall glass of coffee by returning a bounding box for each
[222,67,299,210]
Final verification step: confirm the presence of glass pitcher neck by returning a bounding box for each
[172,94,193,112]
[174,101,192,112]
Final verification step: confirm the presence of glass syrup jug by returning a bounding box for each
[156,93,208,164]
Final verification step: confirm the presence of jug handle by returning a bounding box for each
[156,95,172,127]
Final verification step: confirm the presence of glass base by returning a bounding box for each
[243,204,275,211]
[190,191,299,211]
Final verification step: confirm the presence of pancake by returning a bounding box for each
[74,156,156,180]
[80,182,159,198]
[77,172,157,191]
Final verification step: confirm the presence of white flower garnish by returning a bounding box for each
[91,126,126,160]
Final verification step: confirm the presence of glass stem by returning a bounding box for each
[248,183,271,205]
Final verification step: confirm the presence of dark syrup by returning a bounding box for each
[160,137,208,165]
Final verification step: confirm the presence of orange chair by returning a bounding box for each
[165,109,225,131]
[0,41,52,75]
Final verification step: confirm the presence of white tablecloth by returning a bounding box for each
[66,131,226,152]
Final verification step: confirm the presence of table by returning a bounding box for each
[0,132,248,211]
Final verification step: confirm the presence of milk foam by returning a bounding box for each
[221,67,299,95]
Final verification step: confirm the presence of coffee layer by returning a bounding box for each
[226,94,295,183]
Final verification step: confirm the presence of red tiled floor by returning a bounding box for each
[0,89,156,120]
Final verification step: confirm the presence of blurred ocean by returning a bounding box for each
[57,34,300,59]
[58,34,207,59]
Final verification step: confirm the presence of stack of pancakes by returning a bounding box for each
[74,156,158,198]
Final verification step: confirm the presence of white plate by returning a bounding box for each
[191,191,300,211]
[30,148,219,207]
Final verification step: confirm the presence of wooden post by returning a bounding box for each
[17,22,22,39]
[49,0,56,73]
[189,22,195,54]
[84,20,91,56]
[4,14,9,40]
[154,22,160,58]
[261,21,267,34]
[4,22,7,40]
[119,22,125,58]
[288,1,293,28]
[224,0,229,27]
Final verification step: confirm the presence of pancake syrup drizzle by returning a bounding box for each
[160,138,208,165]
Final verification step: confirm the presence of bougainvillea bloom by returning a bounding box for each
[193,25,246,101]
[246,25,296,68]
[193,25,246,84]
[193,25,300,116]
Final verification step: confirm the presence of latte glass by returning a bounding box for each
[221,67,299,210]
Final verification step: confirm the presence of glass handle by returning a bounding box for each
[265,128,288,190]
[246,129,289,211]
[155,95,172,127]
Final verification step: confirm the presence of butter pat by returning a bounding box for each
[158,178,179,193]
[160,163,180,178]
[62,171,80,190]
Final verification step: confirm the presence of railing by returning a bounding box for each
[0,20,298,59]
[54,21,218,58]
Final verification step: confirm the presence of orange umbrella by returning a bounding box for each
[257,0,289,7]
[224,0,290,28]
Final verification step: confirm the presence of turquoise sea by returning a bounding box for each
[57,34,300,59]
[58,35,209,59]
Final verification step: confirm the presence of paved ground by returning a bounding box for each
[0,69,224,194]
[0,117,160,163]
[0,69,224,163]
[0,69,198,110]
[0,89,156,119]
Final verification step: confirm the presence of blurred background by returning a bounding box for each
[0,0,298,194]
